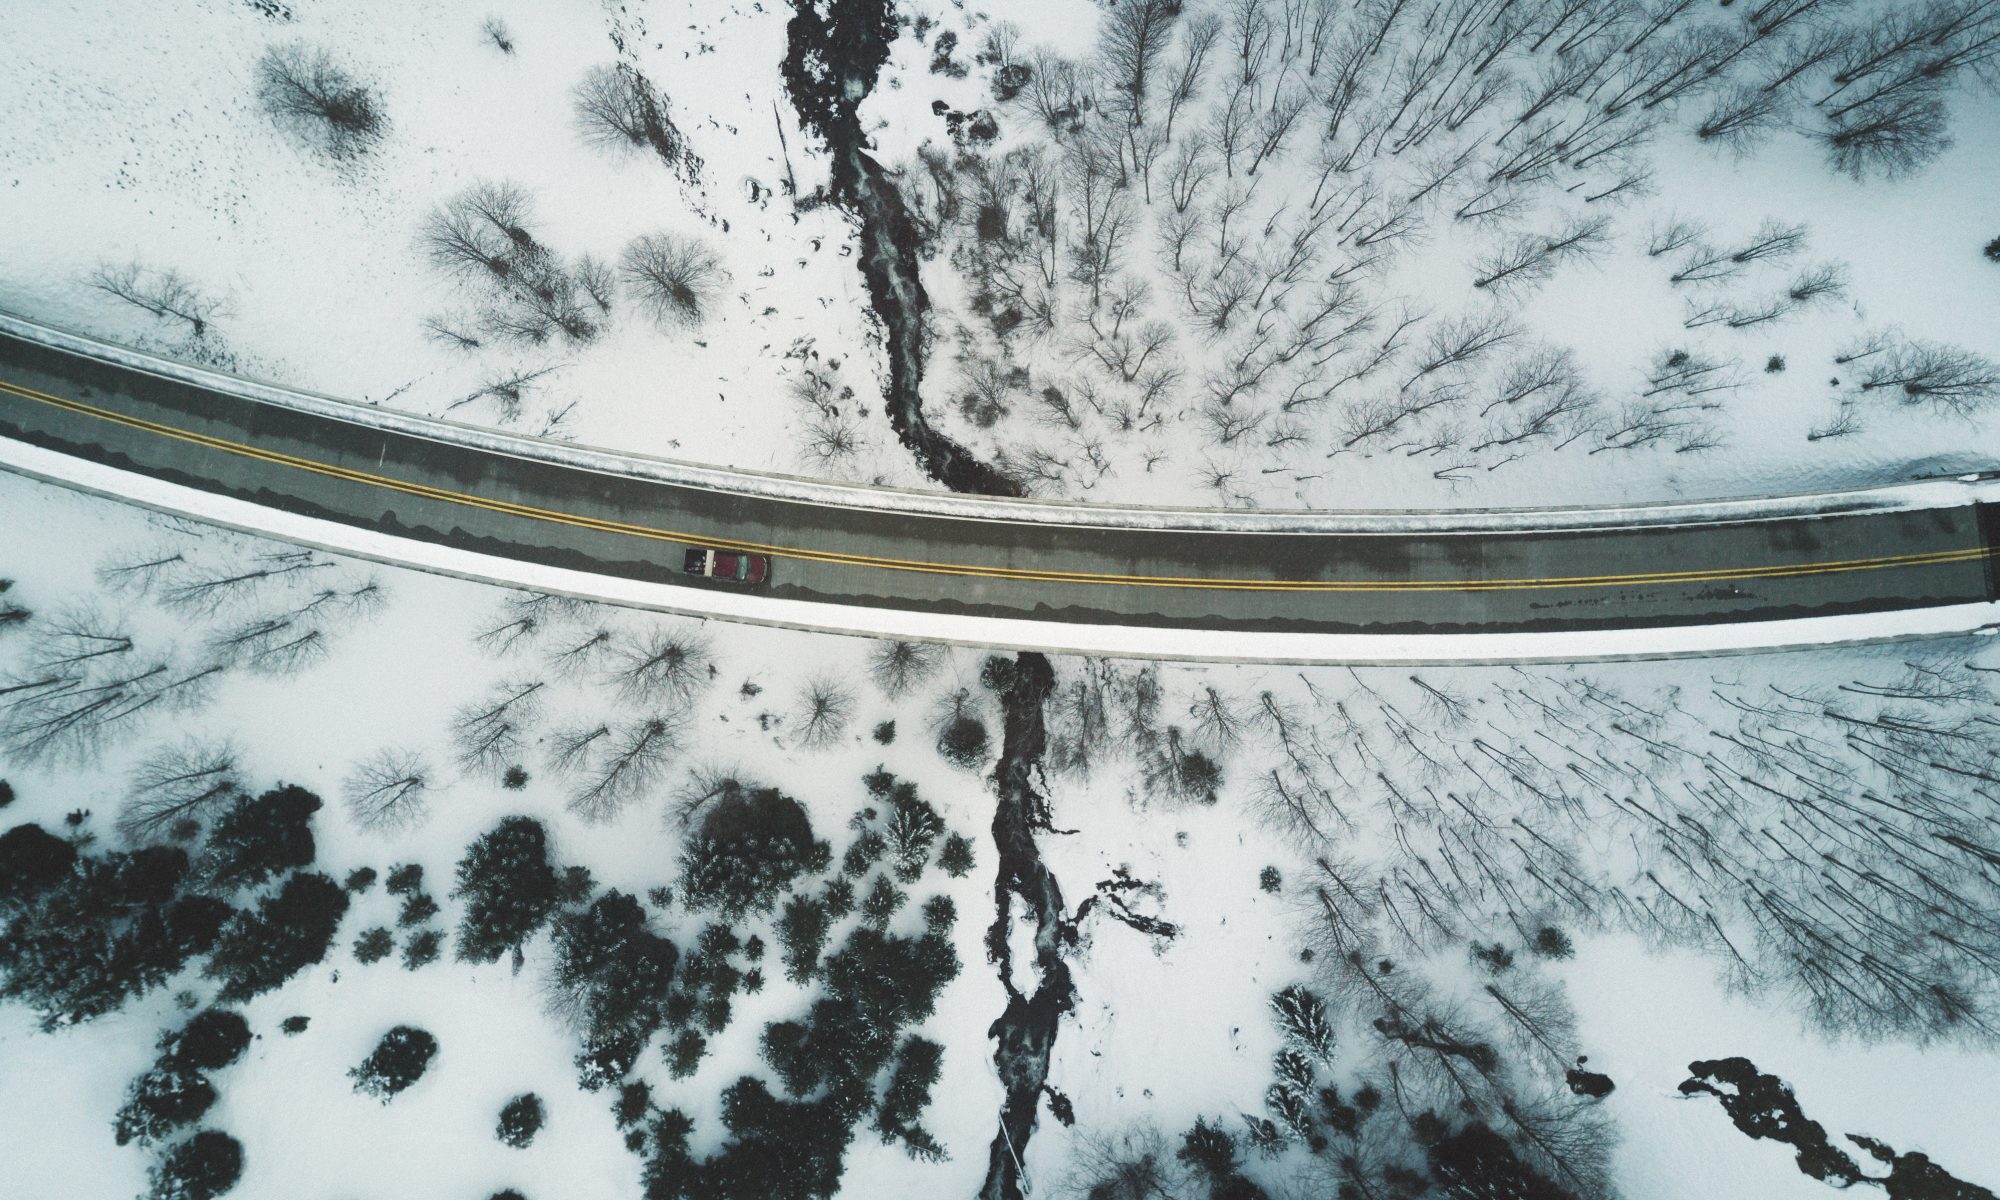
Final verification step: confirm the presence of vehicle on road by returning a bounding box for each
[684,546,771,585]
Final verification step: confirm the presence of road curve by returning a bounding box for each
[1,315,1996,638]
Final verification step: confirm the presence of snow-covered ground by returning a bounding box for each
[3,0,1996,512]
[6,1,2000,1196]
[5,471,1997,1199]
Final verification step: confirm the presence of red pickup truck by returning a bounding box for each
[683,546,771,585]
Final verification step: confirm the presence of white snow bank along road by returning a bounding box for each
[3,440,1995,666]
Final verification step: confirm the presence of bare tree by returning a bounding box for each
[544,626,613,679]
[794,675,855,749]
[561,714,682,822]
[1188,684,1244,752]
[255,42,384,159]
[870,640,943,696]
[423,182,600,344]
[1859,341,1999,416]
[344,749,435,834]
[607,626,711,705]
[1728,219,1808,266]
[95,547,188,597]
[1645,214,1706,258]
[474,592,560,656]
[117,739,242,844]
[481,16,514,54]
[1405,310,1520,389]
[88,262,224,339]
[572,63,700,181]
[0,579,26,631]
[1824,93,1952,180]
[1101,0,1181,122]
[423,181,534,280]
[798,410,865,471]
[444,364,562,424]
[452,679,546,773]
[1696,85,1789,149]
[1471,218,1609,294]
[160,548,334,615]
[670,762,746,826]
[620,233,723,330]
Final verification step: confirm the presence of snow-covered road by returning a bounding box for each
[3,313,1997,664]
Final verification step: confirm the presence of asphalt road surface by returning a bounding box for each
[2,327,1995,636]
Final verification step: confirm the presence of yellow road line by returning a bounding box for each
[2,375,1991,594]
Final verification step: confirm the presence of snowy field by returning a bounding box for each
[1,0,1996,510]
[5,470,1999,1199]
[6,1,2000,1199]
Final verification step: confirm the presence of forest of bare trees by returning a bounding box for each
[0,533,380,778]
[895,0,2000,503]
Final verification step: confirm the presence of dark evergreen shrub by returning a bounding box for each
[350,1025,437,1101]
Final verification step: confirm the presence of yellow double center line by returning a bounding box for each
[1,374,1992,593]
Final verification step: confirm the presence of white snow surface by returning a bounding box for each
[2,0,1997,513]
[4,473,1999,1200]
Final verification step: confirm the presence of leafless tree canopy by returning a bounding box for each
[255,42,384,159]
[481,16,514,54]
[1858,339,2000,416]
[793,675,855,748]
[88,262,224,339]
[572,63,702,183]
[556,713,683,823]
[452,678,546,773]
[620,233,724,331]
[607,625,712,705]
[423,181,602,345]
[343,748,435,834]
[869,640,944,696]
[117,738,243,844]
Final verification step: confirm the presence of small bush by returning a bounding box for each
[502,765,530,790]
[344,867,377,892]
[0,780,13,808]
[937,715,990,768]
[399,892,440,927]
[1258,866,1282,894]
[824,876,856,919]
[615,1081,652,1128]
[1531,926,1575,960]
[666,1029,706,1079]
[979,655,1018,693]
[385,863,423,895]
[354,927,395,964]
[403,929,443,969]
[350,1026,437,1101]
[482,16,514,54]
[497,1092,546,1148]
[146,1129,243,1200]
[873,720,897,745]
[280,1015,310,1036]
[922,894,956,935]
[1765,355,1786,373]
[938,833,975,878]
[115,1065,217,1146]
[160,1010,251,1071]
[1986,236,2000,262]
[861,874,906,929]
